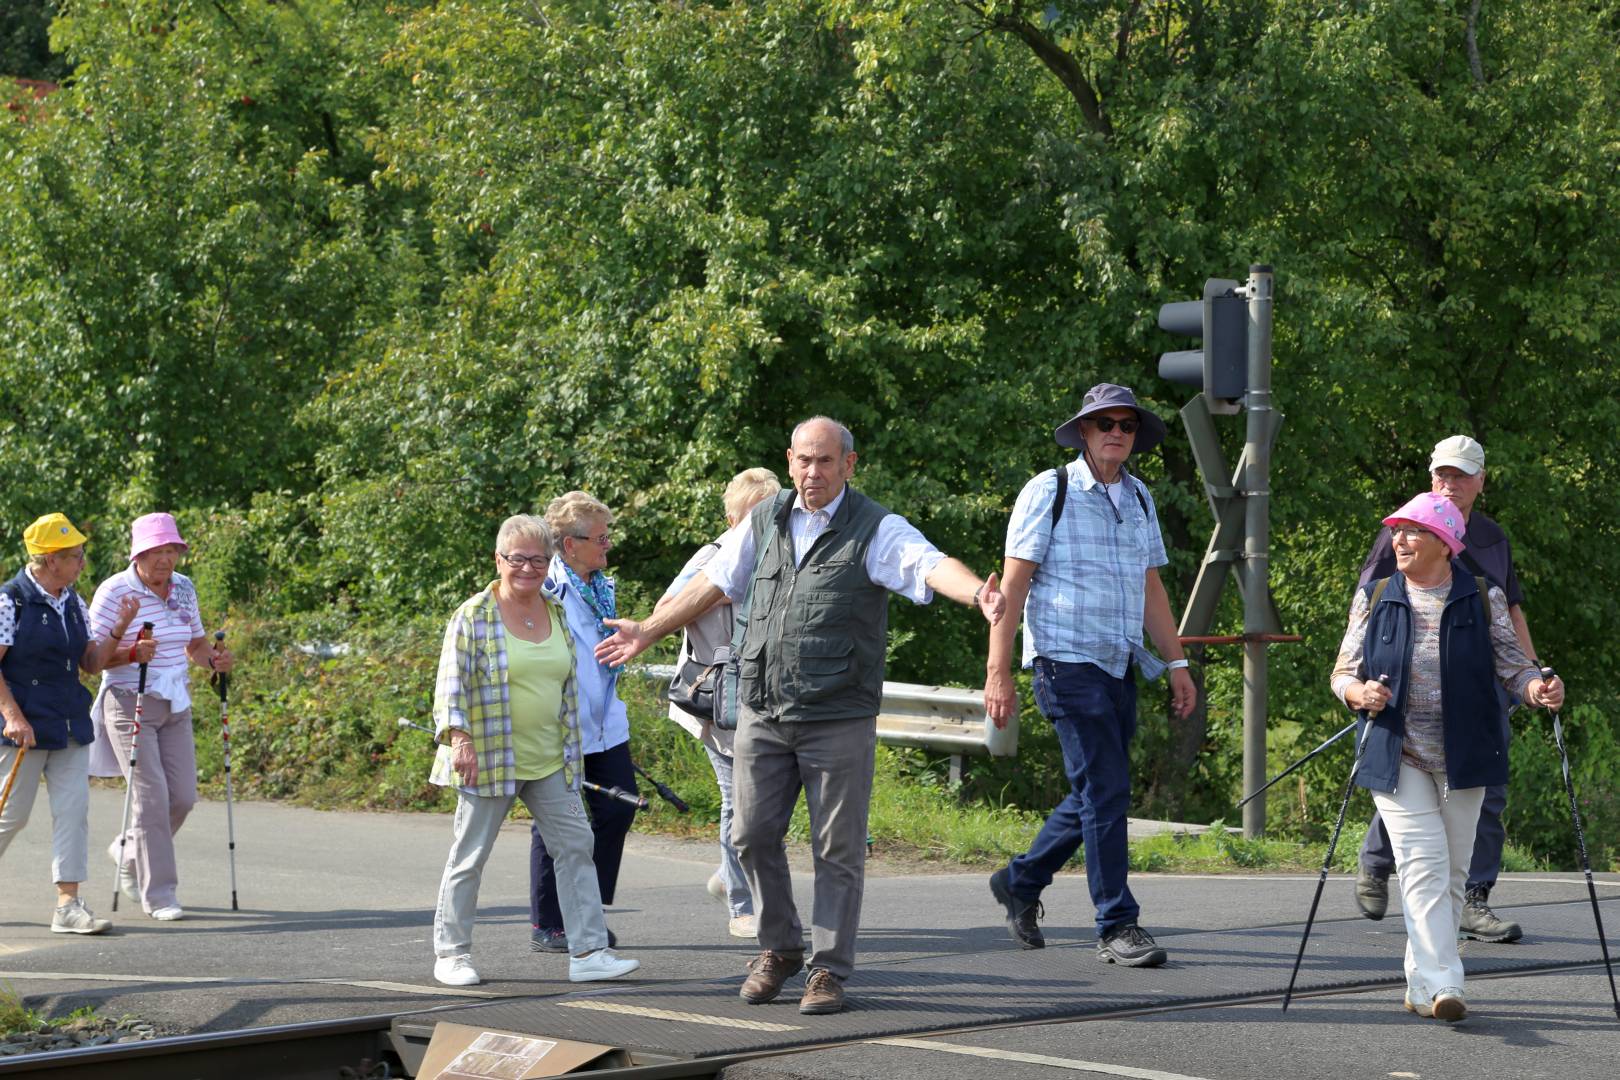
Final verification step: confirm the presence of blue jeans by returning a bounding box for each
[529,739,638,931]
[1361,782,1506,891]
[1006,659,1140,936]
[704,745,753,916]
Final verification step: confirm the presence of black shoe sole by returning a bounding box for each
[1461,927,1522,943]
[1098,946,1167,968]
[988,871,1044,950]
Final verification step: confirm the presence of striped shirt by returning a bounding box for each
[88,566,206,709]
[430,582,582,798]
[1006,456,1169,679]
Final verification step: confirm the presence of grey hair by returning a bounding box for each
[790,416,855,455]
[723,467,783,521]
[495,514,555,558]
[27,552,50,571]
[544,491,614,537]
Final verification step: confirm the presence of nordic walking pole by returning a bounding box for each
[632,762,688,813]
[1540,666,1620,1020]
[212,630,239,911]
[112,622,155,912]
[1283,674,1388,1012]
[1237,719,1357,811]
[394,717,650,810]
[0,744,27,821]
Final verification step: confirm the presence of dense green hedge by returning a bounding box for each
[7,2,1620,861]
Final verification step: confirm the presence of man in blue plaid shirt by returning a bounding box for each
[983,382,1197,968]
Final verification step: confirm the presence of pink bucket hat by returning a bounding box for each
[1383,493,1467,557]
[128,512,189,561]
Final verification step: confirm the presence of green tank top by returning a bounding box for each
[507,606,571,781]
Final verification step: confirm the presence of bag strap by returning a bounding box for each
[1051,465,1149,527]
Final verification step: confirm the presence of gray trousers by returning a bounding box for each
[732,713,876,980]
[0,741,91,886]
[434,770,607,958]
[103,689,196,911]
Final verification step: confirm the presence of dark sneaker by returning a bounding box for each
[1355,867,1389,921]
[798,968,845,1015]
[1460,886,1522,943]
[1097,923,1167,968]
[740,950,804,1004]
[988,868,1044,949]
[533,926,618,953]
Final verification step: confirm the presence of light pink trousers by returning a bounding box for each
[102,687,197,912]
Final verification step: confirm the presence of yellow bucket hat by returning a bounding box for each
[23,513,88,555]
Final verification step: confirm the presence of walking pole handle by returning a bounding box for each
[212,629,230,702]
[135,622,154,695]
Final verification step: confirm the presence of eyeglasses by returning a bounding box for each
[571,532,612,547]
[1086,416,1140,434]
[1390,526,1433,543]
[498,552,548,570]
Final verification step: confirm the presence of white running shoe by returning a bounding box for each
[728,914,759,939]
[569,948,640,983]
[434,954,481,986]
[150,905,184,922]
[707,870,727,900]
[51,899,112,935]
[117,860,140,904]
[1432,987,1468,1022]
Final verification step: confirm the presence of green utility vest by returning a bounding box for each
[736,487,891,722]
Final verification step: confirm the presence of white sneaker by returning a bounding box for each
[1432,987,1468,1022]
[117,862,140,905]
[728,914,759,939]
[51,899,112,935]
[434,954,481,986]
[150,905,184,922]
[569,948,640,983]
[707,870,727,900]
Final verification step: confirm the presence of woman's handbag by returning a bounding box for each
[667,649,721,721]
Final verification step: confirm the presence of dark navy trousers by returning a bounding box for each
[529,739,638,931]
[1361,782,1506,891]
[1005,658,1140,936]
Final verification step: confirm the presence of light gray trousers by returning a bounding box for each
[0,741,91,886]
[732,713,877,980]
[434,770,607,958]
[103,689,196,912]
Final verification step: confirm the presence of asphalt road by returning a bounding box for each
[2,787,1617,1078]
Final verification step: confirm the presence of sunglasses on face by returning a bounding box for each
[1087,416,1140,434]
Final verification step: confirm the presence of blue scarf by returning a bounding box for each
[561,562,623,675]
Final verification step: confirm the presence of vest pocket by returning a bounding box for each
[794,638,856,703]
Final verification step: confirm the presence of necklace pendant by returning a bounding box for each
[523,617,535,629]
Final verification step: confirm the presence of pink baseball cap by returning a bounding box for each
[129,512,189,561]
[1382,493,1467,557]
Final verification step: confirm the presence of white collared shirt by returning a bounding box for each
[703,487,945,606]
[88,567,206,710]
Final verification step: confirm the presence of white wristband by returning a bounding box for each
[1167,658,1190,671]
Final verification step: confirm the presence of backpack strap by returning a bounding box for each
[1475,575,1491,625]
[1050,466,1151,528]
[1364,573,1493,625]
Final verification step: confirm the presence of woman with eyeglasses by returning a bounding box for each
[429,513,637,986]
[526,491,639,955]
[1330,493,1563,1022]
[1,514,144,935]
[87,513,232,922]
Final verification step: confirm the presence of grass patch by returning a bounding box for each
[0,985,100,1037]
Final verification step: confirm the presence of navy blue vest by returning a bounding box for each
[1355,565,1509,793]
[0,569,95,750]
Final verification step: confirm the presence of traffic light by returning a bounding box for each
[1157,278,1248,411]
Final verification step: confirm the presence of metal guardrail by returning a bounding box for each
[636,665,1017,758]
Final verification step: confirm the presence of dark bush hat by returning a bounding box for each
[1054,382,1167,455]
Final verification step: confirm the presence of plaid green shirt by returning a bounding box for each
[430,582,581,797]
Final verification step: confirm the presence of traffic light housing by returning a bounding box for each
[1157,278,1248,411]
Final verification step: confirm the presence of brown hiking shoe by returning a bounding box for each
[798,968,845,1015]
[739,950,804,1004]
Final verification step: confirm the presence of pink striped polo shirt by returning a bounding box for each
[88,566,206,704]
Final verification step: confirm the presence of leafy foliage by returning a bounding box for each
[5,0,1619,864]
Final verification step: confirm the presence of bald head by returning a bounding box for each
[787,417,858,510]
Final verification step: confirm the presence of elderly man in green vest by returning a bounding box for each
[598,416,1005,1015]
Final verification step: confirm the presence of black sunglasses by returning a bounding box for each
[1086,416,1140,434]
